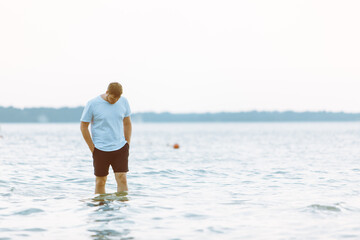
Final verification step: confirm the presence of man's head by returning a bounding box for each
[106,82,123,104]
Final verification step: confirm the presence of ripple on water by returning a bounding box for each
[94,216,125,223]
[0,193,11,197]
[222,199,249,205]
[0,228,13,232]
[14,208,44,216]
[143,169,185,178]
[306,204,342,213]
[24,228,46,232]
[208,226,225,234]
[32,198,47,202]
[88,229,132,239]
[184,213,208,219]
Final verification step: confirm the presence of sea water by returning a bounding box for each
[0,122,360,240]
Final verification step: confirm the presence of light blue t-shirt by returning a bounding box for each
[80,95,131,152]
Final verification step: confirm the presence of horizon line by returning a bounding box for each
[1,105,360,114]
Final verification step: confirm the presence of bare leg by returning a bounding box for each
[114,172,128,192]
[95,176,107,194]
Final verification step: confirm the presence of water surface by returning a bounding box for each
[1,122,360,239]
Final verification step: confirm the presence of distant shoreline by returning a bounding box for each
[1,106,360,123]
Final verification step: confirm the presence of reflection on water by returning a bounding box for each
[89,228,133,240]
[86,192,132,240]
[84,192,129,207]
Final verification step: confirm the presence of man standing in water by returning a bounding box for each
[80,82,132,194]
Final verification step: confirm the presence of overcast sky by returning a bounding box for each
[0,1,359,113]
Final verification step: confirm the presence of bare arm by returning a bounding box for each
[80,121,95,153]
[123,116,132,145]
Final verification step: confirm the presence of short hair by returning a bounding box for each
[107,82,123,98]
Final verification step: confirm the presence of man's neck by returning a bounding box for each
[100,93,108,102]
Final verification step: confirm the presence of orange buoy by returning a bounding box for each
[173,143,180,149]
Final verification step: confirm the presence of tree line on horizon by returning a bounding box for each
[0,106,360,123]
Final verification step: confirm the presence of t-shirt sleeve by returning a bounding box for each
[80,101,93,122]
[124,98,131,117]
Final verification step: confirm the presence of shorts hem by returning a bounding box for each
[94,173,109,177]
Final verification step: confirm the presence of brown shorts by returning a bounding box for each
[92,143,129,177]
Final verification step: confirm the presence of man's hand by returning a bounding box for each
[123,116,132,148]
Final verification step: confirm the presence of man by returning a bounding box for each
[80,82,132,194]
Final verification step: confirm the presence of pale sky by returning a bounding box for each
[0,0,359,113]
